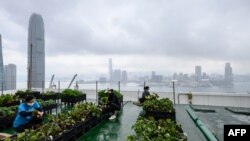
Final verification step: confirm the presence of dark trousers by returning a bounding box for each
[139,98,145,103]
[14,117,43,132]
[108,102,121,115]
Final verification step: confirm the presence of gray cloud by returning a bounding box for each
[0,0,250,63]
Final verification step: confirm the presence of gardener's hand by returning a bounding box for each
[37,111,44,116]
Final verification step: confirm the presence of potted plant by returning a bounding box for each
[143,98,175,120]
[187,92,193,104]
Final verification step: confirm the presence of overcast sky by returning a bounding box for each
[0,0,250,83]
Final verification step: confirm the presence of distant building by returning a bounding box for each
[113,69,121,82]
[109,58,113,81]
[0,35,5,90]
[4,64,16,90]
[224,63,233,84]
[99,77,107,83]
[28,13,45,88]
[121,71,128,83]
[151,71,163,83]
[195,66,202,81]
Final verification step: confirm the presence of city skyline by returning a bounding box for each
[0,0,250,83]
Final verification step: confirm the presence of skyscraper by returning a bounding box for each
[109,58,113,81]
[122,70,128,83]
[195,66,202,81]
[4,64,16,90]
[113,69,121,82]
[0,35,5,90]
[28,13,45,88]
[224,63,233,84]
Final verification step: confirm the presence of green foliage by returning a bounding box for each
[69,102,102,122]
[143,98,174,113]
[98,89,123,99]
[98,89,123,105]
[37,99,56,107]
[0,94,18,106]
[145,92,159,101]
[128,117,186,141]
[0,106,17,117]
[7,123,63,141]
[100,97,108,105]
[32,110,39,117]
[60,89,85,98]
[48,113,76,130]
[43,91,56,95]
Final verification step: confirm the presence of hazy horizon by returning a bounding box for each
[0,0,250,82]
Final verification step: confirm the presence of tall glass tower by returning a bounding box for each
[0,35,5,90]
[28,13,45,89]
[109,58,113,81]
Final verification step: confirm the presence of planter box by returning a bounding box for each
[43,104,57,111]
[52,134,63,141]
[145,110,176,121]
[63,127,75,141]
[0,116,15,129]
[82,120,92,133]
[5,101,20,107]
[42,94,58,101]
[61,95,86,104]
[75,122,84,136]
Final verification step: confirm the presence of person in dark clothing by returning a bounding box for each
[139,86,150,103]
[107,89,121,120]
[13,95,44,132]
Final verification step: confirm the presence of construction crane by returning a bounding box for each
[68,74,77,89]
[49,74,55,89]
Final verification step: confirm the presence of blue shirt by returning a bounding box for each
[13,101,40,128]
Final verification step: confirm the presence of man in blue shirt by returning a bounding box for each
[13,95,44,132]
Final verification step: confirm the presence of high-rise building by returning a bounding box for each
[113,69,121,82]
[0,35,5,90]
[109,58,113,81]
[195,66,202,81]
[4,64,16,90]
[28,13,45,88]
[225,63,233,84]
[122,71,128,83]
[151,71,163,83]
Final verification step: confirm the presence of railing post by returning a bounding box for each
[1,81,3,95]
[58,80,60,93]
[172,81,176,105]
[138,90,140,100]
[42,80,44,94]
[118,81,120,93]
[96,81,98,104]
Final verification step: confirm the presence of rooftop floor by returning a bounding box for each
[192,105,250,141]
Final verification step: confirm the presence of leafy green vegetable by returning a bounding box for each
[60,89,86,98]
[143,98,174,113]
[37,99,56,107]
[0,94,19,106]
[0,106,17,117]
[128,117,186,141]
